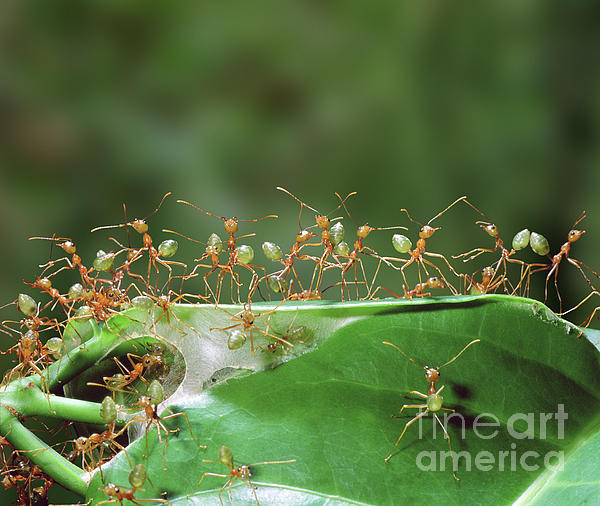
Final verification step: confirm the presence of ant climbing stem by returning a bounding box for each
[382,338,480,481]
[176,199,277,303]
[197,445,296,506]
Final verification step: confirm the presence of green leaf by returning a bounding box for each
[83,296,600,505]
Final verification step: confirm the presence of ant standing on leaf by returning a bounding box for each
[325,194,407,301]
[124,380,205,471]
[98,464,173,506]
[176,199,277,304]
[91,192,187,293]
[382,338,480,482]
[374,196,468,298]
[529,211,600,314]
[212,300,291,354]
[161,228,228,303]
[197,445,296,506]
[452,200,539,297]
[274,187,357,295]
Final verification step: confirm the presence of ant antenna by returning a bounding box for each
[427,196,468,225]
[382,341,426,368]
[177,199,277,223]
[277,187,319,214]
[400,208,423,227]
[439,339,480,369]
[327,191,358,217]
[572,210,587,229]
[144,192,172,221]
[162,229,205,246]
[90,192,172,233]
[123,203,131,248]
[335,191,358,226]
[460,198,488,220]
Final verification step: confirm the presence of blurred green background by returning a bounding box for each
[1,0,600,502]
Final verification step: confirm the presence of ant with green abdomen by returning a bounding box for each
[382,338,480,481]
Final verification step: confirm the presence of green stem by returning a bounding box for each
[0,406,87,496]
[3,381,129,425]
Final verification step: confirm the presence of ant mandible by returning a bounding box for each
[382,338,480,481]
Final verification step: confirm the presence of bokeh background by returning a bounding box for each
[1,0,600,502]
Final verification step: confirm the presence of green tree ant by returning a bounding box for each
[382,338,480,481]
[197,444,296,505]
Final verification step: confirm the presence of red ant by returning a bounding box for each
[370,276,447,300]
[275,187,357,294]
[87,352,164,396]
[452,200,540,296]
[529,211,600,313]
[162,228,234,303]
[382,338,480,481]
[91,193,187,292]
[176,199,277,303]
[197,445,295,506]
[98,464,172,505]
[212,301,290,354]
[465,266,505,295]
[375,197,468,297]
[330,222,406,301]
[125,381,205,471]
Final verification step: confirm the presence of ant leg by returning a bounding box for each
[421,258,457,295]
[160,410,206,452]
[385,407,428,462]
[434,413,459,482]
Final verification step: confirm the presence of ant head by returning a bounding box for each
[427,277,445,290]
[315,214,330,229]
[419,225,438,239]
[239,465,251,479]
[37,278,52,290]
[74,437,87,451]
[425,366,440,384]
[142,354,156,367]
[136,396,152,408]
[481,266,494,281]
[296,229,313,243]
[224,218,239,235]
[241,309,254,323]
[568,229,585,243]
[357,224,374,239]
[131,220,148,234]
[477,222,498,238]
[59,240,76,255]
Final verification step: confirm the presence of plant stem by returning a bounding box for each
[0,406,87,496]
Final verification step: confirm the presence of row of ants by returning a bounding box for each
[1,189,600,504]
